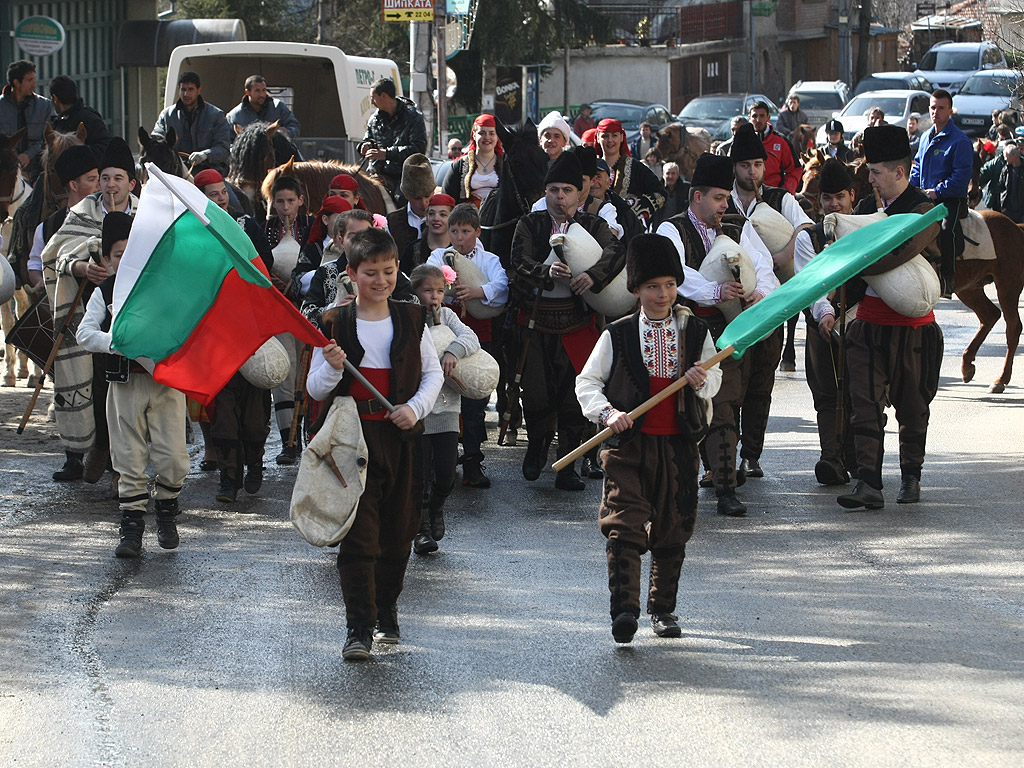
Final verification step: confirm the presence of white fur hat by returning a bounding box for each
[538,110,573,145]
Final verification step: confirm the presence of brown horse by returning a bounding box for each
[955,211,1024,394]
[260,156,394,218]
[230,120,393,218]
[797,150,871,221]
[657,122,712,181]
[789,124,816,154]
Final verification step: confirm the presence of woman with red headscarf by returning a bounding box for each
[596,118,667,226]
[443,113,504,205]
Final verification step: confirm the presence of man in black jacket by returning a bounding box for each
[357,78,427,199]
[48,76,111,161]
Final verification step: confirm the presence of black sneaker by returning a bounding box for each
[243,464,263,494]
[461,458,491,488]
[373,606,400,644]
[342,627,373,661]
[611,612,638,644]
[276,444,299,466]
[216,477,237,503]
[155,498,180,550]
[53,454,84,482]
[651,613,682,638]
[115,516,145,559]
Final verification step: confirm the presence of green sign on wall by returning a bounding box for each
[14,15,66,56]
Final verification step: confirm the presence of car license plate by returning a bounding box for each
[962,117,984,125]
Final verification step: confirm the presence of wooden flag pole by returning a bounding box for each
[552,345,735,472]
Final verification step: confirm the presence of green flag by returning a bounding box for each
[716,204,947,358]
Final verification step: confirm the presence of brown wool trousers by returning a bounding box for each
[600,433,700,618]
[740,326,784,462]
[804,318,856,469]
[845,319,943,490]
[336,420,422,629]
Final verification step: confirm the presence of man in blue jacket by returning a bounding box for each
[0,60,55,176]
[226,75,301,137]
[153,72,232,173]
[910,89,973,297]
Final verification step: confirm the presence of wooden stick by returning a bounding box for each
[552,345,735,472]
[17,276,90,435]
[323,453,348,488]
[288,343,313,448]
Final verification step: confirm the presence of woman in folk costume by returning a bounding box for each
[442,114,503,206]
[596,118,667,226]
[400,193,455,276]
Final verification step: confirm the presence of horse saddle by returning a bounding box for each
[959,209,996,261]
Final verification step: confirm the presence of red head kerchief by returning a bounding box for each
[307,195,354,243]
[465,113,504,157]
[428,193,457,208]
[597,118,630,157]
[193,169,224,188]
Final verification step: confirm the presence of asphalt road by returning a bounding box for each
[1,296,1022,767]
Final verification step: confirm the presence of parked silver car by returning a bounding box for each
[953,69,1024,137]
[914,40,1007,94]
[814,90,932,145]
[787,80,852,129]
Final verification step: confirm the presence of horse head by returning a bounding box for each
[229,121,284,207]
[138,126,188,184]
[497,118,547,206]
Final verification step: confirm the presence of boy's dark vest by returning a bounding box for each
[312,299,427,434]
[386,207,419,257]
[98,275,131,383]
[603,310,710,445]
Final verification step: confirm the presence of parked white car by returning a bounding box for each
[953,69,1024,137]
[814,90,932,146]
[787,80,851,129]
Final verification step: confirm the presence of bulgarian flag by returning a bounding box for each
[110,164,327,404]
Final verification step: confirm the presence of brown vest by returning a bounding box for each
[312,299,427,434]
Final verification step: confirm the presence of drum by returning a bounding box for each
[7,293,54,370]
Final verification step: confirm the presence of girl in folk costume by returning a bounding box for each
[427,203,509,488]
[326,172,366,209]
[400,193,454,275]
[409,263,481,555]
[442,114,503,206]
[596,117,668,226]
[576,234,722,644]
[291,194,354,295]
[264,175,313,464]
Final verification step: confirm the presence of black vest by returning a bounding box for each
[603,311,710,445]
[99,276,131,383]
[663,212,709,270]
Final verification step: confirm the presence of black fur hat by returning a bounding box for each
[818,158,855,194]
[691,152,734,191]
[570,144,598,179]
[54,145,98,186]
[102,211,133,257]
[862,125,911,163]
[626,234,684,292]
[730,123,767,163]
[544,149,583,190]
[99,136,136,179]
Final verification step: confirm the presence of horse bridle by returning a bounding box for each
[0,173,27,205]
[479,159,532,232]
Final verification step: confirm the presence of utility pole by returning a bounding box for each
[436,0,448,159]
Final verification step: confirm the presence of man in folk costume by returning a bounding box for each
[385,153,436,257]
[726,123,812,479]
[442,113,503,206]
[596,118,667,226]
[837,124,944,510]
[655,153,777,516]
[538,110,573,162]
[576,234,722,644]
[804,159,859,485]
[25,145,98,304]
[77,213,188,558]
[510,150,625,490]
[41,136,139,482]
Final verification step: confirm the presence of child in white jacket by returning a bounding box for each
[410,263,481,555]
